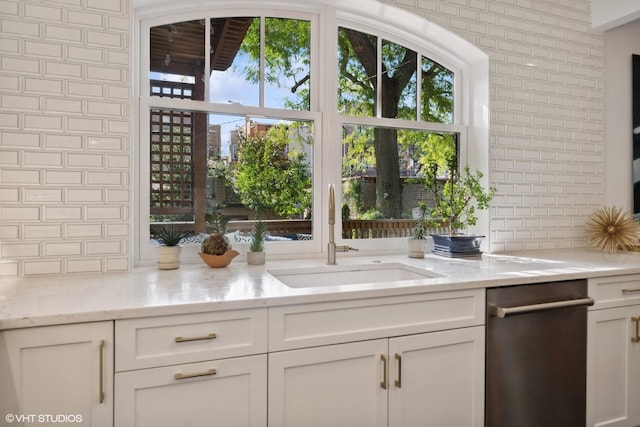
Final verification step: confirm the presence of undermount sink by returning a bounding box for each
[268,262,442,288]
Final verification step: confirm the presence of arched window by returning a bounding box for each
[134,0,489,263]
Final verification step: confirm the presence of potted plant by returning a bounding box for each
[199,232,239,268]
[408,202,428,258]
[153,225,190,270]
[424,153,495,257]
[247,219,266,265]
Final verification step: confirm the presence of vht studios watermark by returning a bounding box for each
[5,413,83,423]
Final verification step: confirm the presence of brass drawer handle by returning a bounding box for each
[622,288,640,294]
[174,368,217,380]
[380,354,388,390]
[394,353,402,388]
[632,317,640,344]
[175,333,217,343]
[99,339,105,404]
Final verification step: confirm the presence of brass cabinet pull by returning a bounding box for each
[394,353,402,388]
[174,368,217,380]
[175,333,217,343]
[622,288,640,294]
[632,317,640,343]
[380,355,388,390]
[98,339,105,404]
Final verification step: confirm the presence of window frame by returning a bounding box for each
[133,0,489,265]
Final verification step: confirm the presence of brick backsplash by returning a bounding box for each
[0,0,130,276]
[388,0,604,252]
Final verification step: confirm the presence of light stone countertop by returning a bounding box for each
[1,248,639,330]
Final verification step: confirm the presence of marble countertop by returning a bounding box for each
[1,248,639,330]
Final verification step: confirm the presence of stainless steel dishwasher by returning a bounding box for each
[485,280,594,427]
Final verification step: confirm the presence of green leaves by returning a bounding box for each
[232,127,312,218]
[153,225,189,246]
[424,153,495,236]
[249,220,265,252]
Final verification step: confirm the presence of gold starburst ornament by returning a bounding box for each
[585,206,640,252]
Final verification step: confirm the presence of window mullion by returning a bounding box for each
[260,15,265,107]
[376,36,382,118]
[416,55,422,121]
[204,18,211,102]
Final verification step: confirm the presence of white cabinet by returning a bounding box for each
[268,289,485,427]
[388,326,485,427]
[587,274,640,427]
[269,327,484,427]
[114,308,268,427]
[269,288,484,351]
[0,283,485,427]
[0,321,114,427]
[269,339,388,427]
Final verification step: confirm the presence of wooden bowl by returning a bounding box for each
[198,250,239,268]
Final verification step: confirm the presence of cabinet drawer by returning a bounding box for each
[115,354,267,427]
[269,289,484,351]
[115,308,267,371]
[588,274,640,309]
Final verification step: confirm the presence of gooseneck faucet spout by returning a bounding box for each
[328,183,357,265]
[328,183,337,265]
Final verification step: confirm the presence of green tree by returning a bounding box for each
[238,19,454,218]
[232,125,312,218]
[237,18,311,110]
[338,29,454,218]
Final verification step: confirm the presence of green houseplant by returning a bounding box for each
[199,232,239,267]
[153,225,190,270]
[408,202,428,258]
[424,153,495,257]
[247,219,266,265]
[199,206,238,267]
[204,205,229,234]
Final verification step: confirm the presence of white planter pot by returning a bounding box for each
[247,251,265,265]
[157,245,182,270]
[407,238,425,258]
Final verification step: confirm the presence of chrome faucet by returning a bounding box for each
[328,183,357,265]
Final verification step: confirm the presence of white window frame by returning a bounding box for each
[133,0,489,265]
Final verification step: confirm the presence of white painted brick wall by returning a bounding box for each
[0,0,130,276]
[390,0,604,251]
[0,0,604,275]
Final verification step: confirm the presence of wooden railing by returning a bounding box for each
[150,219,312,239]
[227,219,312,237]
[342,219,415,239]
[152,218,449,241]
[342,219,449,239]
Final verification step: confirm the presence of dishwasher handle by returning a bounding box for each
[490,297,594,318]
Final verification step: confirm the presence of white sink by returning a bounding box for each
[268,262,441,288]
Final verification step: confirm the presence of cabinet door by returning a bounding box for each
[114,354,266,427]
[268,339,388,427]
[388,326,485,427]
[0,321,114,427]
[587,305,640,427]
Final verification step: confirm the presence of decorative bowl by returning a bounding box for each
[198,250,239,268]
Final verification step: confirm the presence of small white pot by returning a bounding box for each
[407,238,425,258]
[157,245,182,270]
[247,251,265,265]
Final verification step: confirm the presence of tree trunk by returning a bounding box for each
[373,127,401,218]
